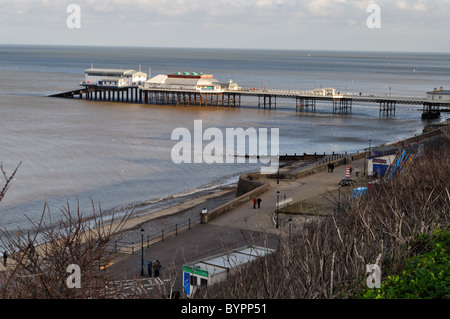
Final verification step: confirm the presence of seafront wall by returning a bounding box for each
[235,172,266,197]
[203,174,269,224]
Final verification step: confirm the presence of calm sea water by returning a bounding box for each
[0,45,449,235]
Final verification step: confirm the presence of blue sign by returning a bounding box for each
[184,272,190,295]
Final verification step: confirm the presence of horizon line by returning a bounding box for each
[1,43,450,55]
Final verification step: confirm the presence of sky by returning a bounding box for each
[1,0,450,52]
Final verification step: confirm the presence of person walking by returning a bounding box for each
[253,197,257,209]
[355,167,360,177]
[153,260,161,277]
[3,251,7,267]
[257,198,262,209]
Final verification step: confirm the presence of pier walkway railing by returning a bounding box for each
[50,85,450,119]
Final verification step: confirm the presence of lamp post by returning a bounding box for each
[276,191,280,229]
[364,139,372,177]
[140,228,144,276]
[338,184,341,214]
[368,139,372,177]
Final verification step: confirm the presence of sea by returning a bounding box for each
[0,45,449,237]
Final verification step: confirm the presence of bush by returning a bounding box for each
[362,229,450,299]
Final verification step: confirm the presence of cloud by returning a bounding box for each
[413,2,427,12]
[396,0,429,12]
[396,1,408,9]
[0,0,449,51]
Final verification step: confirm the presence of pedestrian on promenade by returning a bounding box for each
[153,260,161,277]
[3,251,7,267]
[253,197,257,209]
[257,198,262,209]
[350,166,353,175]
[355,167,360,177]
[330,163,334,173]
[327,163,331,173]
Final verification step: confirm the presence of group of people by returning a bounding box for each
[253,197,262,209]
[147,259,162,278]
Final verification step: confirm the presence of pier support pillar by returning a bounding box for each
[422,102,441,120]
[379,101,396,117]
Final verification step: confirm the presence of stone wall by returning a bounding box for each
[203,177,269,224]
[235,172,265,197]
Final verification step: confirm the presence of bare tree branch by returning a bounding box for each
[0,162,21,203]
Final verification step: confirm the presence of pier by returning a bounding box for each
[51,86,449,119]
[49,68,450,119]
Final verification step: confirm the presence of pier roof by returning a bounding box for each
[168,72,213,79]
[144,73,218,87]
[427,89,450,95]
[84,68,145,77]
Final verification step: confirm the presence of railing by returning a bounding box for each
[142,84,225,92]
[108,215,201,255]
[317,152,352,165]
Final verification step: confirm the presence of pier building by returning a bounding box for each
[427,87,450,102]
[312,87,337,96]
[422,87,450,119]
[144,72,222,92]
[143,72,240,92]
[81,68,148,87]
[77,67,148,102]
[139,72,242,106]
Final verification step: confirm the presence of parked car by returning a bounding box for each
[339,177,355,186]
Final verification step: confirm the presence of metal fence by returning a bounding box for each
[108,214,201,255]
